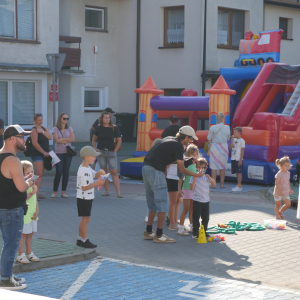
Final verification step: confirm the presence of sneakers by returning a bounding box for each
[61,194,68,198]
[16,253,30,264]
[0,277,27,290]
[81,239,97,248]
[231,186,242,192]
[192,235,198,239]
[76,239,82,246]
[188,224,193,233]
[177,225,189,236]
[143,230,156,240]
[26,252,40,262]
[153,234,176,243]
[51,193,57,198]
[13,275,25,284]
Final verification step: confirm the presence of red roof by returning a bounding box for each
[135,76,164,95]
[205,75,236,95]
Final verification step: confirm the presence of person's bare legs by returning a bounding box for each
[34,161,45,199]
[237,173,242,188]
[180,199,190,226]
[279,198,291,214]
[25,233,33,254]
[174,194,181,225]
[274,201,281,218]
[211,169,217,188]
[220,169,225,188]
[102,168,109,194]
[79,216,90,239]
[168,191,178,227]
[110,169,121,195]
[18,234,26,255]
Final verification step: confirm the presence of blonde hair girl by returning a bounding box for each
[273,156,293,220]
[177,144,201,236]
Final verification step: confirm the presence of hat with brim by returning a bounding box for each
[179,126,198,140]
[3,125,31,140]
[80,146,101,158]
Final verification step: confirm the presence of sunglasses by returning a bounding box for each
[15,135,25,140]
[35,113,43,117]
[63,118,69,120]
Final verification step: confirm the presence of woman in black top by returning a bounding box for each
[30,114,52,200]
[92,111,122,198]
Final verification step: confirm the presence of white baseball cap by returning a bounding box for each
[179,126,198,140]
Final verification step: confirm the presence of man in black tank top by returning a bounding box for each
[0,125,33,290]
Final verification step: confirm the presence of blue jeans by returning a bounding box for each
[0,207,24,280]
[53,153,72,192]
[142,165,168,213]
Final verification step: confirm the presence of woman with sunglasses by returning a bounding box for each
[52,113,75,198]
[30,114,52,201]
[92,111,122,198]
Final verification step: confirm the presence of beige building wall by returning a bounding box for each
[0,1,59,66]
[264,4,300,65]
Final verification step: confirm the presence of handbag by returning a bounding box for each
[43,155,53,171]
[66,145,77,156]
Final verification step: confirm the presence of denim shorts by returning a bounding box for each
[142,165,168,213]
[97,150,117,170]
[30,155,44,162]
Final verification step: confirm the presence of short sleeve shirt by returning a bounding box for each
[274,170,290,198]
[182,164,197,190]
[94,125,121,151]
[231,138,245,161]
[190,176,211,203]
[143,137,184,172]
[92,119,99,130]
[0,118,4,149]
[77,165,96,200]
[161,125,180,139]
[53,127,73,154]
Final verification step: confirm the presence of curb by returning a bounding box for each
[13,249,97,274]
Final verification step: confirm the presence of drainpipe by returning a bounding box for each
[136,0,141,115]
[202,0,207,97]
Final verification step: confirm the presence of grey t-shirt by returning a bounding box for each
[0,118,4,148]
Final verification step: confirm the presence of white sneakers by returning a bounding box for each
[17,252,40,264]
[231,186,243,192]
[177,225,189,236]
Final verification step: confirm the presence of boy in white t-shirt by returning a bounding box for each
[230,127,245,192]
[77,146,105,248]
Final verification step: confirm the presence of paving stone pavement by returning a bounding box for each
[30,176,300,294]
[18,257,300,300]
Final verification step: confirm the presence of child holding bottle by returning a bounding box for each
[17,161,39,264]
[274,156,293,220]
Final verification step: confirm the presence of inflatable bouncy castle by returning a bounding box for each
[120,29,300,184]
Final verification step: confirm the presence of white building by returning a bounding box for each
[0,0,299,141]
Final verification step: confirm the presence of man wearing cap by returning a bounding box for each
[0,125,34,290]
[161,115,180,139]
[143,126,203,243]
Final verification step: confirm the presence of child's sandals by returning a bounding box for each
[279,212,285,220]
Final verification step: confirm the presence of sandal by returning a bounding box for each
[117,193,123,198]
[169,224,179,230]
[38,194,47,199]
[102,191,110,196]
[279,212,285,220]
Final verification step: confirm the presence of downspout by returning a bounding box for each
[201,0,207,97]
[136,0,141,115]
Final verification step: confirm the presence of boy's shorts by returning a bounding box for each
[231,160,243,174]
[274,196,290,201]
[77,198,93,216]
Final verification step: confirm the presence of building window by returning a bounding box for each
[83,87,108,111]
[85,5,107,32]
[0,81,35,125]
[164,89,184,96]
[279,17,292,39]
[218,8,244,49]
[164,6,184,47]
[0,0,36,41]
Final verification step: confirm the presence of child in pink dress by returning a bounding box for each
[273,156,294,220]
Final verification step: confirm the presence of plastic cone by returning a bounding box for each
[197,225,207,244]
